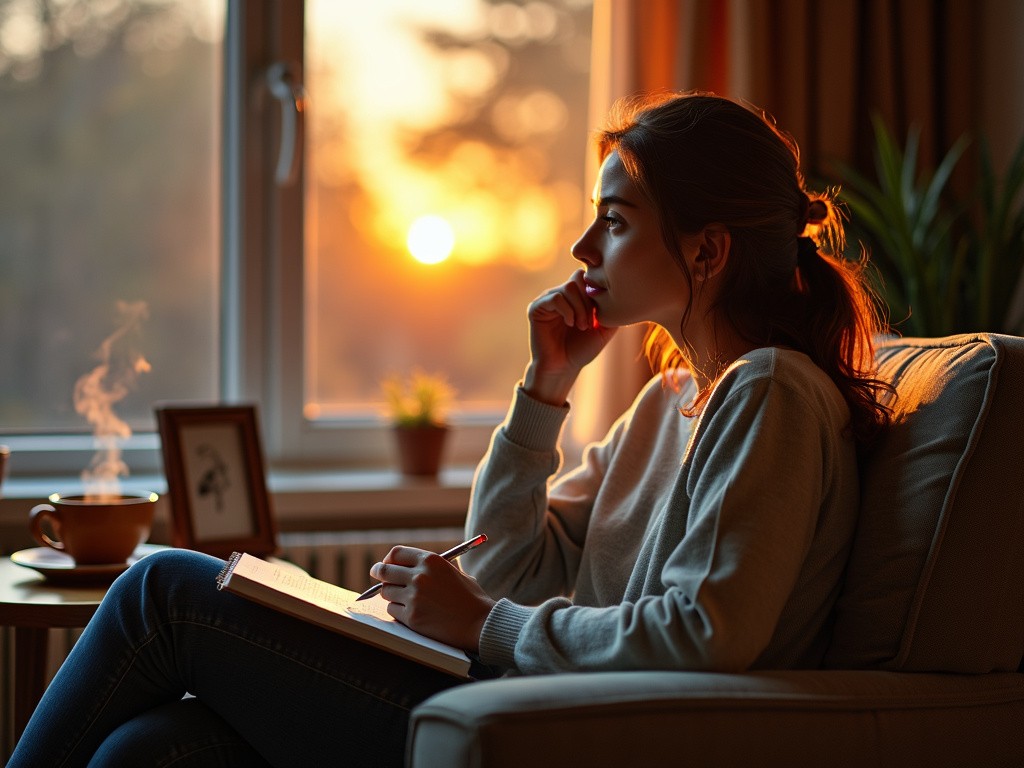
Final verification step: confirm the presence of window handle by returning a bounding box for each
[265,62,306,187]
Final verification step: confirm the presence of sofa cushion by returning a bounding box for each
[825,334,1024,673]
[409,670,1024,768]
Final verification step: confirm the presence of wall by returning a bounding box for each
[980,0,1024,168]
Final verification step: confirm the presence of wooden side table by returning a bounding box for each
[1,546,284,758]
[0,557,107,747]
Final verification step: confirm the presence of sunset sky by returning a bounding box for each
[307,0,576,272]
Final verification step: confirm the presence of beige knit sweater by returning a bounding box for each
[464,347,859,675]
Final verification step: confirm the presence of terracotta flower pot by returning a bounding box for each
[393,424,449,477]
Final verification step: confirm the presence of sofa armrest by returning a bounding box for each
[408,670,1024,768]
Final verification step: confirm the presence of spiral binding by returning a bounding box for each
[215,551,243,590]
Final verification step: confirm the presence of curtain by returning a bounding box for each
[567,0,686,450]
[571,0,986,446]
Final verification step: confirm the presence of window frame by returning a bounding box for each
[235,1,498,470]
[3,0,547,485]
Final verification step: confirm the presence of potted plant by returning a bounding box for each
[381,369,455,477]
[834,117,1024,337]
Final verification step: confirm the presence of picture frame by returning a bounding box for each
[155,404,277,559]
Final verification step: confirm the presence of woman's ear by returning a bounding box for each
[693,225,731,281]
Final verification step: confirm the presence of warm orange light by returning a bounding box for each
[407,215,455,264]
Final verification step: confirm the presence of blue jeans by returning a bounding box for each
[8,549,466,767]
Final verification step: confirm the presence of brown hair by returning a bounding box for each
[595,91,891,443]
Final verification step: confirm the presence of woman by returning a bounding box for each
[9,92,890,767]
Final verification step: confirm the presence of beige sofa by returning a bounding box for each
[407,334,1024,768]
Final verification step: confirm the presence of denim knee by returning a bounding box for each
[86,697,273,768]
[99,548,225,638]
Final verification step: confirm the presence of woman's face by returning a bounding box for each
[571,151,692,339]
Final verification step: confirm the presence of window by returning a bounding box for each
[304,0,592,414]
[0,0,222,475]
[245,0,594,468]
[1,0,593,481]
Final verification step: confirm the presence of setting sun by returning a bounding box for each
[407,214,455,264]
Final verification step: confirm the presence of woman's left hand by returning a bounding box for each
[370,546,496,652]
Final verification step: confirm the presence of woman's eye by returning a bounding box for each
[600,214,621,229]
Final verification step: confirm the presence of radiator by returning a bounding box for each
[0,526,464,760]
[275,527,464,590]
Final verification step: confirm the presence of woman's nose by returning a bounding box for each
[571,225,599,266]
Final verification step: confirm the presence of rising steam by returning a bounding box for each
[74,301,151,500]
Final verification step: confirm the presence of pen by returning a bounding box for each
[354,533,488,601]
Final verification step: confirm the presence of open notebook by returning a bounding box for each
[216,552,472,677]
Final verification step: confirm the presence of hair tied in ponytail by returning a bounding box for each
[805,197,828,226]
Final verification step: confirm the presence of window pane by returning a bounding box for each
[305,0,592,417]
[0,0,223,434]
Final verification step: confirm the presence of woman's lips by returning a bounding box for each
[584,278,606,296]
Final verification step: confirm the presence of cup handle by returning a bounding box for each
[29,504,66,552]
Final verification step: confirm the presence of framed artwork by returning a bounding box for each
[156,405,277,558]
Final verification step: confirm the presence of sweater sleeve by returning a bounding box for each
[474,362,850,674]
[462,385,628,606]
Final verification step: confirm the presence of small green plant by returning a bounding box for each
[381,369,455,428]
[836,116,1024,337]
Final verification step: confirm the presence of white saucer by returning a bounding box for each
[10,543,166,585]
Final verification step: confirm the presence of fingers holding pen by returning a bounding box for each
[369,545,494,650]
[368,545,424,604]
[370,545,469,608]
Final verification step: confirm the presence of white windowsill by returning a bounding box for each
[0,466,476,535]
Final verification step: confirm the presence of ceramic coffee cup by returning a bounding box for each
[29,492,158,565]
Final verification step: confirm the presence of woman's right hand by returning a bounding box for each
[523,269,618,405]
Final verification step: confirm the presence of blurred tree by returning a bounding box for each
[0,0,221,431]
